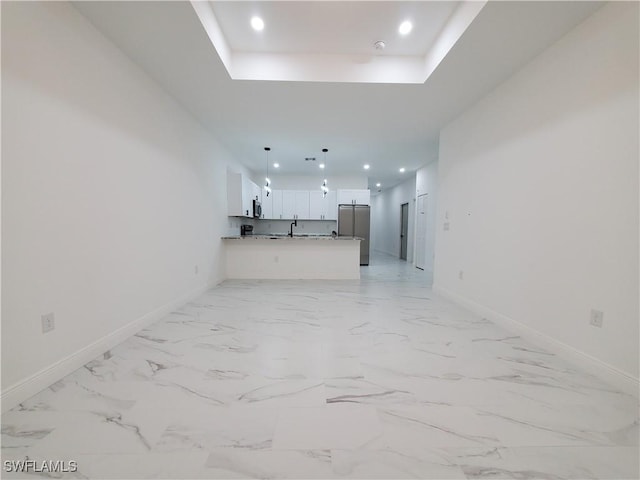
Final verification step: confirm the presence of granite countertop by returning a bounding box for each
[222,234,362,241]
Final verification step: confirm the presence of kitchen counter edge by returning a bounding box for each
[222,235,362,241]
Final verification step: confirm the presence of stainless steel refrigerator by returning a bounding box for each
[338,204,370,266]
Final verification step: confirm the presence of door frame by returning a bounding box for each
[400,202,409,261]
[415,194,428,270]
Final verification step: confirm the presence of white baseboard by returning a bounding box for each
[1,282,215,413]
[433,284,639,399]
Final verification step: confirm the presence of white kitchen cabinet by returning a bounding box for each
[324,190,337,220]
[253,187,337,220]
[282,191,296,219]
[251,182,262,207]
[356,190,370,206]
[271,190,284,219]
[309,190,337,220]
[227,171,259,217]
[309,191,323,220]
[261,187,272,219]
[294,191,310,219]
[280,190,310,219]
[337,189,370,206]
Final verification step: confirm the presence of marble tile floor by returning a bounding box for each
[2,254,638,479]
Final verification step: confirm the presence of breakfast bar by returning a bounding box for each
[222,235,362,280]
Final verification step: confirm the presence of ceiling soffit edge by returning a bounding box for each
[190,1,487,85]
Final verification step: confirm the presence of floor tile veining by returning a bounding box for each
[2,255,638,479]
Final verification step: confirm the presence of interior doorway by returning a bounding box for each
[400,202,409,260]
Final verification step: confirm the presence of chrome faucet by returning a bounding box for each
[289,219,298,237]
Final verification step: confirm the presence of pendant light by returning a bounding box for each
[321,148,329,197]
[264,147,271,196]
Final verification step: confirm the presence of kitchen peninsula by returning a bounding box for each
[225,170,370,279]
[222,235,362,280]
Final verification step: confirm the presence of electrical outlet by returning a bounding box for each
[274,255,279,263]
[41,312,55,333]
[458,270,464,280]
[590,309,604,328]
[444,222,450,231]
[194,265,199,275]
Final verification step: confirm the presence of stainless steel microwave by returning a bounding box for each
[253,199,262,218]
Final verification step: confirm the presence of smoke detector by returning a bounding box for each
[374,40,386,51]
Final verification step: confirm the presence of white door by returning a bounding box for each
[415,194,428,270]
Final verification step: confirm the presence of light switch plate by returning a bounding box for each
[41,312,55,333]
[590,309,604,328]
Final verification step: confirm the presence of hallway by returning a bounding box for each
[2,255,638,478]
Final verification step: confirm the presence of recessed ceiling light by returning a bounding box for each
[376,183,381,187]
[273,163,279,168]
[251,16,264,31]
[319,163,325,169]
[399,21,413,35]
[399,167,406,173]
[363,164,370,170]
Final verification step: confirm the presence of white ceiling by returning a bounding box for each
[73,1,603,191]
[210,1,459,56]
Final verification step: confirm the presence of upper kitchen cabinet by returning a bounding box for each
[309,191,323,220]
[337,189,370,206]
[281,191,296,219]
[252,187,339,220]
[294,191,310,219]
[227,171,259,217]
[324,190,338,220]
[309,190,337,220]
[270,190,284,219]
[264,190,286,220]
[281,190,310,220]
[252,182,262,207]
[261,188,272,219]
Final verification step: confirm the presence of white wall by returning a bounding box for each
[415,162,439,274]
[371,177,416,261]
[435,3,639,382]
[1,2,242,407]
